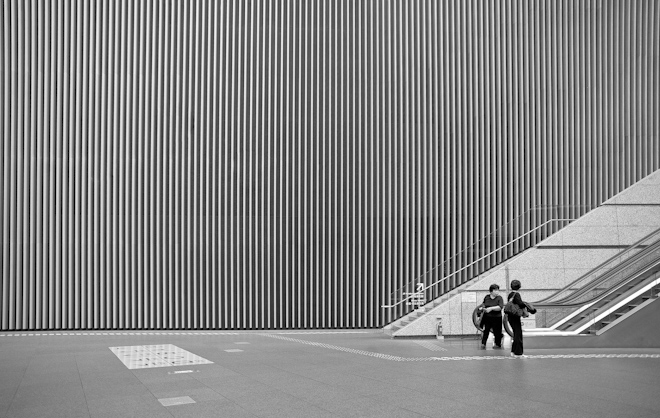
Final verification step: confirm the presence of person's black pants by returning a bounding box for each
[480,315,503,346]
[507,314,524,355]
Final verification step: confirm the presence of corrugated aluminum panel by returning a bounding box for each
[1,0,658,330]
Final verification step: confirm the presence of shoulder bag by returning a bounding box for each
[504,293,525,317]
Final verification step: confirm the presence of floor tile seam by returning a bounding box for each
[520,379,660,416]
[149,373,240,415]
[498,381,659,414]
[216,364,331,411]
[7,353,34,416]
[362,384,466,408]
[73,353,94,418]
[232,385,331,418]
[133,370,192,416]
[388,401,459,418]
[251,375,357,412]
[263,361,365,397]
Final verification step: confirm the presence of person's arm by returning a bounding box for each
[484,297,503,313]
[487,296,504,312]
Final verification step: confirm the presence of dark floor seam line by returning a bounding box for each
[265,357,366,398]
[189,366,260,417]
[74,353,94,418]
[220,361,323,416]
[137,374,177,418]
[4,349,32,417]
[520,380,659,417]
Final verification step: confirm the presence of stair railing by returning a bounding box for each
[381,218,575,309]
[386,205,586,306]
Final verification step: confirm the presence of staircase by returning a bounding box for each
[384,283,467,337]
[386,168,660,338]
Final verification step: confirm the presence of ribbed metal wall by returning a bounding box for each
[1,0,658,330]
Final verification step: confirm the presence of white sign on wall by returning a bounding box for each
[404,283,426,307]
[521,318,536,329]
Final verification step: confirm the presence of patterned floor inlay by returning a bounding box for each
[109,344,213,369]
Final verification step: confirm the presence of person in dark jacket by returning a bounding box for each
[479,284,504,349]
[507,280,528,357]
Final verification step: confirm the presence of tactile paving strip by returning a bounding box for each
[260,334,660,362]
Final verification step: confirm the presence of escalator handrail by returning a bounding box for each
[533,259,660,309]
[540,239,660,306]
[533,226,660,305]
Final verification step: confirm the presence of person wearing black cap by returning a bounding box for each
[478,284,504,349]
[507,280,528,357]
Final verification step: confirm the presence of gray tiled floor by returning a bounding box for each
[0,331,659,418]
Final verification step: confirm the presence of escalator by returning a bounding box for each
[473,227,660,346]
[539,263,660,334]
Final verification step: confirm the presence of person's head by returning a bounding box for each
[510,280,521,291]
[489,284,500,296]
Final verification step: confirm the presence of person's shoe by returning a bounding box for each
[480,344,486,349]
[493,344,502,349]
